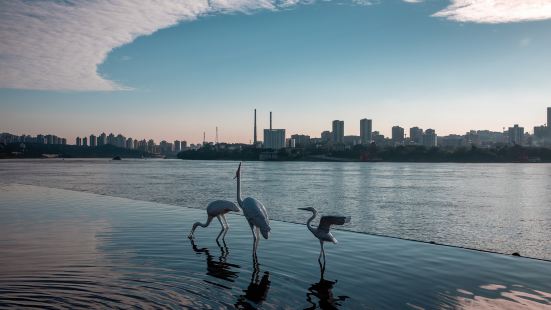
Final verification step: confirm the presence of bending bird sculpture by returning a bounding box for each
[235,162,271,254]
[299,207,350,267]
[188,200,240,241]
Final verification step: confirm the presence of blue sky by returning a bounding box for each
[1,0,551,144]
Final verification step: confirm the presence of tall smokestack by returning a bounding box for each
[254,109,257,144]
[270,111,272,130]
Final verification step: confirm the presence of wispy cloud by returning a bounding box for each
[0,0,308,91]
[434,0,551,24]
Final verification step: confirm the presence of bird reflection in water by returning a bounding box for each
[305,264,349,310]
[190,239,240,285]
[235,256,271,309]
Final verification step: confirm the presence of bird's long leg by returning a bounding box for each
[250,224,257,255]
[221,214,229,240]
[319,241,326,272]
[254,226,261,253]
[215,215,225,241]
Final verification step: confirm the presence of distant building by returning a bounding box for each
[160,140,173,154]
[508,124,524,145]
[116,134,126,148]
[548,107,551,128]
[89,135,97,147]
[75,137,82,146]
[291,134,310,147]
[392,126,404,145]
[287,138,296,148]
[36,134,45,144]
[98,133,106,145]
[263,129,286,150]
[82,137,88,147]
[61,138,67,145]
[372,131,386,145]
[126,138,133,149]
[409,127,423,145]
[344,135,361,146]
[174,140,181,152]
[439,134,463,148]
[360,119,372,145]
[321,131,332,143]
[423,129,437,147]
[332,120,344,144]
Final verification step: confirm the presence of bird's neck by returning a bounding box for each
[306,211,317,233]
[236,175,243,207]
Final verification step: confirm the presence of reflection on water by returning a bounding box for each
[306,265,349,310]
[235,268,271,309]
[190,239,240,286]
[1,184,550,309]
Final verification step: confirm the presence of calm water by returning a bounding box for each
[1,184,550,309]
[1,159,551,260]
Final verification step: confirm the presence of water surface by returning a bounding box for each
[1,184,550,309]
[1,159,550,260]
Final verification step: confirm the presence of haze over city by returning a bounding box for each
[2,0,551,144]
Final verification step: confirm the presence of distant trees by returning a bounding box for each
[174,143,551,163]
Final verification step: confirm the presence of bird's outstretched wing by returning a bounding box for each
[318,216,350,233]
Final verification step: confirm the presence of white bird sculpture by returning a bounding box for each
[299,207,350,267]
[188,200,240,241]
[234,162,271,254]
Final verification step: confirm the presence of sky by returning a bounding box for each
[1,0,551,144]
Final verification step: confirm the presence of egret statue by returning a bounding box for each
[298,207,350,268]
[188,200,240,241]
[234,162,271,254]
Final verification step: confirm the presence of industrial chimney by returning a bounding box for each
[270,111,272,130]
[254,109,257,144]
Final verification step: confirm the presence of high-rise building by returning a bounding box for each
[82,137,88,146]
[76,137,82,146]
[126,138,133,149]
[174,140,181,152]
[89,134,97,147]
[423,129,437,147]
[508,124,524,145]
[392,126,404,145]
[360,119,372,145]
[98,133,106,145]
[409,127,424,145]
[332,120,344,144]
[264,129,286,149]
[547,107,551,127]
[36,134,45,144]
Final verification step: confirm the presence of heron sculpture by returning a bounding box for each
[188,200,240,241]
[234,162,271,254]
[299,207,350,268]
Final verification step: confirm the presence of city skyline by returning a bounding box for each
[2,1,551,143]
[3,106,549,149]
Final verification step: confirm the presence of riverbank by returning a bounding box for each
[1,184,550,308]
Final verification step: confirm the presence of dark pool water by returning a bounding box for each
[0,184,550,309]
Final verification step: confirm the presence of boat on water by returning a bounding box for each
[41,154,59,158]
[112,156,122,160]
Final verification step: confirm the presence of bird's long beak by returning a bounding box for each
[234,162,241,179]
[298,207,308,211]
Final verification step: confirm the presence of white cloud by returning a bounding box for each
[0,0,307,91]
[434,0,551,23]
[2,0,551,92]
